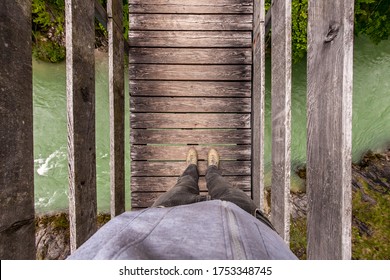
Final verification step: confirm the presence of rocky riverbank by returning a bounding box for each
[35,148,390,260]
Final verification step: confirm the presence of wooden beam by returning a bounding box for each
[130,97,251,113]
[252,0,265,209]
[129,31,252,48]
[0,0,35,260]
[130,81,251,98]
[65,0,97,252]
[131,145,251,161]
[130,14,253,31]
[129,64,251,81]
[108,0,125,218]
[131,161,251,177]
[95,0,129,54]
[129,0,253,14]
[130,113,251,129]
[129,48,252,65]
[271,0,292,244]
[131,129,251,145]
[307,0,354,259]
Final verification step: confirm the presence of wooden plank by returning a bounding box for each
[129,64,251,81]
[271,0,292,244]
[107,0,122,22]
[0,0,35,260]
[130,97,251,113]
[130,113,251,129]
[131,145,251,161]
[131,129,251,144]
[130,14,252,31]
[252,0,265,209]
[130,81,251,98]
[108,0,125,218]
[129,0,253,14]
[131,176,252,192]
[307,0,354,260]
[129,31,252,47]
[131,161,251,177]
[65,0,97,253]
[129,48,252,65]
[132,190,252,208]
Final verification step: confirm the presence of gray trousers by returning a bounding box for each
[152,164,275,231]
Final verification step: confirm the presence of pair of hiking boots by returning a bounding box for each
[186,148,219,167]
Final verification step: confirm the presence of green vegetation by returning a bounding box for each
[352,179,390,259]
[265,0,390,63]
[32,0,66,62]
[32,0,389,63]
[289,183,390,260]
[32,0,129,62]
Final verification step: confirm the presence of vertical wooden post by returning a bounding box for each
[0,0,35,260]
[65,0,97,252]
[307,0,354,259]
[108,0,125,218]
[252,0,266,209]
[271,0,292,243]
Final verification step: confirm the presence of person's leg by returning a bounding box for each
[152,149,206,208]
[206,149,275,231]
[206,165,258,214]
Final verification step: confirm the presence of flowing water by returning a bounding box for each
[33,37,390,213]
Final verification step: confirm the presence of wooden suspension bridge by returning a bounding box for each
[0,0,354,259]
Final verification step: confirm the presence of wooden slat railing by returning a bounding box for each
[307,0,354,259]
[65,0,97,253]
[252,0,266,209]
[271,0,292,244]
[0,0,35,260]
[108,0,125,218]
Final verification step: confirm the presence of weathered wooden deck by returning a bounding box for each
[129,0,255,209]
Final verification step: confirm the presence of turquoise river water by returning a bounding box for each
[33,36,390,213]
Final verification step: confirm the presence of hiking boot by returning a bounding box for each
[208,148,220,168]
[186,147,198,166]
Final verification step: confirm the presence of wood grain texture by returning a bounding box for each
[129,64,251,81]
[129,31,252,47]
[108,0,125,218]
[128,0,255,213]
[0,0,35,260]
[130,81,251,97]
[131,14,252,31]
[271,0,292,244]
[131,176,251,192]
[130,113,251,129]
[129,0,253,14]
[252,0,265,209]
[131,145,251,161]
[130,97,251,113]
[131,161,251,177]
[65,0,97,252]
[130,129,251,144]
[132,190,252,208]
[129,48,252,65]
[307,0,354,260]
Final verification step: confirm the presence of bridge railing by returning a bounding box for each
[254,0,354,259]
[0,0,353,260]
